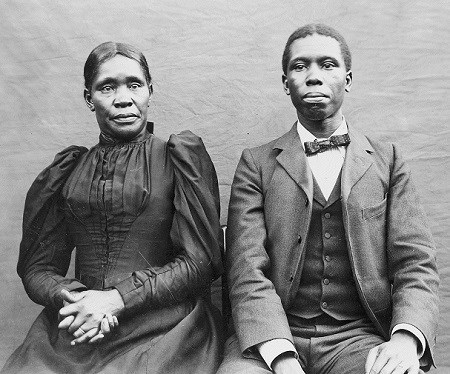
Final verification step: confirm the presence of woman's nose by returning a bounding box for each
[113,86,133,107]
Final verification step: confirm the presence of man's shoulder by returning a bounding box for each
[350,126,398,157]
[243,126,295,159]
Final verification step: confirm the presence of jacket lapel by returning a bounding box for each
[341,125,374,202]
[274,123,314,205]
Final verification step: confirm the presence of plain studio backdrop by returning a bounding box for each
[0,0,449,371]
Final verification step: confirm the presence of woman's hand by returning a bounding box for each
[58,289,124,345]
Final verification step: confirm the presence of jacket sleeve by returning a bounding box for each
[114,131,223,315]
[18,146,89,310]
[386,144,439,371]
[226,148,293,354]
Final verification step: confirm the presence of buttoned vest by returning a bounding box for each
[288,174,366,322]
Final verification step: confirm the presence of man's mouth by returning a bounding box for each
[303,93,328,103]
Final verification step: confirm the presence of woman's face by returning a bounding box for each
[84,55,151,140]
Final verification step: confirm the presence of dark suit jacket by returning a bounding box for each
[226,123,439,369]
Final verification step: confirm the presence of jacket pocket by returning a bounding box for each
[362,196,387,220]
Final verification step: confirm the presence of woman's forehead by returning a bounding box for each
[95,55,146,81]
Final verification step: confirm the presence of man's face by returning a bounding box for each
[282,34,352,122]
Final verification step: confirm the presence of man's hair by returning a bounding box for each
[282,23,352,74]
[84,41,153,93]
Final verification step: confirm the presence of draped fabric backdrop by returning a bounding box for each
[0,0,448,371]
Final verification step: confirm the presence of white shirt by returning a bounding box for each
[297,118,347,200]
[257,118,425,369]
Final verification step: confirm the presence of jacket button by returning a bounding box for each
[322,301,328,309]
[297,235,302,243]
[324,212,331,219]
[323,278,330,285]
[305,198,309,206]
[324,232,331,239]
[289,275,294,282]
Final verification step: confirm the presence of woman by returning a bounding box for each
[2,42,223,374]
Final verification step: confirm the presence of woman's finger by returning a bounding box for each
[57,315,75,330]
[71,327,99,346]
[101,317,111,334]
[89,333,105,344]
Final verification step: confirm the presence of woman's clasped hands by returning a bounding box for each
[58,289,124,346]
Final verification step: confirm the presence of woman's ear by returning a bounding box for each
[147,84,153,106]
[84,89,95,111]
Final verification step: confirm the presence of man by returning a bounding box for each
[217,24,439,374]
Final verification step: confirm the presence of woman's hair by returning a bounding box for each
[282,23,352,75]
[84,41,153,93]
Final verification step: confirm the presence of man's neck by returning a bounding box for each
[297,111,343,138]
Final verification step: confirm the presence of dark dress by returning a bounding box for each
[2,129,223,374]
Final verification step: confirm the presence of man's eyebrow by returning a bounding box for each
[289,56,341,66]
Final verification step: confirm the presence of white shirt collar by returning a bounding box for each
[297,118,348,150]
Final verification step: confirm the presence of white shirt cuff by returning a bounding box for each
[392,324,426,357]
[257,338,297,369]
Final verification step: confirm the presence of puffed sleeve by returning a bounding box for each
[18,145,88,310]
[114,131,223,314]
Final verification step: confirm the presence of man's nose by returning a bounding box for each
[113,86,133,107]
[306,65,323,86]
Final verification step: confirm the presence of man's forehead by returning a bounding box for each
[289,34,343,61]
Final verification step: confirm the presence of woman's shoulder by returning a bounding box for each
[29,145,89,195]
[167,130,208,157]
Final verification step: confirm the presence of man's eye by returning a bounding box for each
[294,64,306,71]
[130,83,142,90]
[323,62,335,69]
[100,85,114,93]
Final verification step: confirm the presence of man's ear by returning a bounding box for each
[282,74,290,95]
[84,89,95,111]
[345,70,353,92]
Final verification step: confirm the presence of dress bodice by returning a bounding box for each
[61,132,176,290]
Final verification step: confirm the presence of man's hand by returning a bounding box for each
[365,331,421,374]
[272,353,305,374]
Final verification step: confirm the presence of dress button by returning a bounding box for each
[323,278,330,285]
[324,232,331,239]
[324,213,331,219]
[322,301,328,309]
[325,255,331,262]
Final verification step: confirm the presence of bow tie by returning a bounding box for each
[304,134,350,156]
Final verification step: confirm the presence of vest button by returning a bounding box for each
[324,232,331,239]
[305,198,309,206]
[322,301,328,309]
[324,212,331,219]
[325,255,331,262]
[297,235,302,243]
[323,278,330,285]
